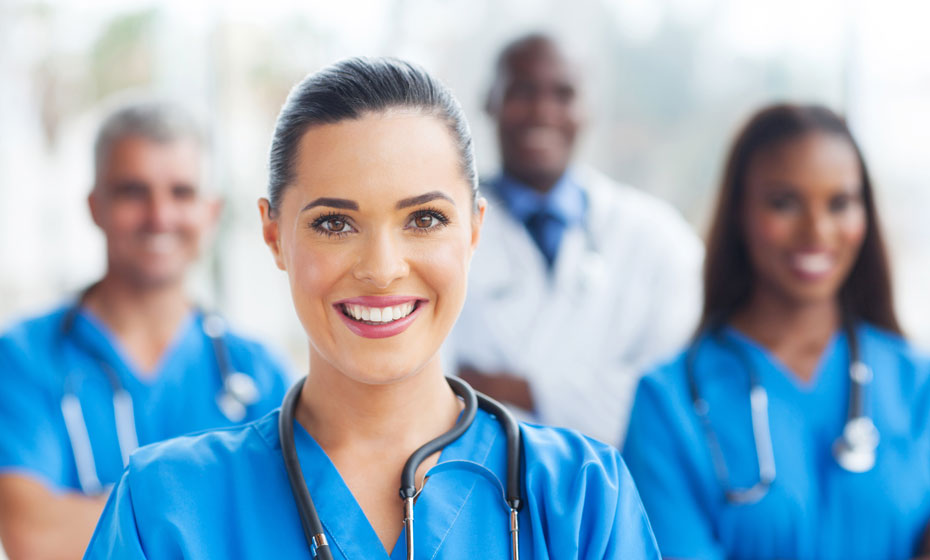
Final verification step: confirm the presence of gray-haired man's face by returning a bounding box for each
[89,135,219,288]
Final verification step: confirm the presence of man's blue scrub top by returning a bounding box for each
[85,408,660,559]
[0,303,291,493]
[623,323,930,559]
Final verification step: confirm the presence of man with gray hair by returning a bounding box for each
[0,101,290,559]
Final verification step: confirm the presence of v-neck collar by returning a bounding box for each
[289,409,502,560]
[71,307,199,387]
[720,326,846,394]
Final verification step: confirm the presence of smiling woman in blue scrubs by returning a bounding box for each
[0,102,290,560]
[84,58,660,559]
[623,104,930,559]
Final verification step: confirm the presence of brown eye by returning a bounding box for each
[327,218,347,232]
[311,214,356,236]
[414,215,434,228]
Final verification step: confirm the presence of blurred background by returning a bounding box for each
[1,0,929,373]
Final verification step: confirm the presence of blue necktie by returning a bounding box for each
[524,210,565,268]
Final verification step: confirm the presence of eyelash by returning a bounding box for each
[308,207,451,238]
[407,207,451,232]
[310,213,355,238]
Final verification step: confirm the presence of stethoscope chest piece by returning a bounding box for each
[217,372,260,422]
[833,416,879,473]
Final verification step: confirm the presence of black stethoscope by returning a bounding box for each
[279,376,524,560]
[686,320,879,504]
[59,291,261,494]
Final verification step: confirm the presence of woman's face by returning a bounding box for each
[741,131,867,308]
[260,111,484,385]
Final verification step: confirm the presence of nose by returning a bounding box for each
[352,228,410,289]
[527,92,563,126]
[144,189,177,231]
[800,205,835,245]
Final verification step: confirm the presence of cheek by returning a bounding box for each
[287,243,342,307]
[415,236,471,304]
[745,209,795,255]
[839,208,868,249]
[108,204,143,232]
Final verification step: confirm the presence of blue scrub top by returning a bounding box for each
[0,303,292,493]
[85,408,660,559]
[623,323,930,559]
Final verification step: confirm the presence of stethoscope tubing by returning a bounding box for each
[687,319,874,503]
[58,293,258,494]
[279,375,524,560]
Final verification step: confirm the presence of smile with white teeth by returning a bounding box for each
[139,233,179,254]
[791,252,834,275]
[341,302,416,324]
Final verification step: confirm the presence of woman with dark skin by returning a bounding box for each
[623,103,930,559]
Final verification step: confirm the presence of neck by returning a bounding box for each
[298,355,461,454]
[82,272,191,349]
[504,165,562,194]
[731,288,841,350]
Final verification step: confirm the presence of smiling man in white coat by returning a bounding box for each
[447,33,703,446]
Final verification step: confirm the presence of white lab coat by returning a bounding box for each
[446,168,703,446]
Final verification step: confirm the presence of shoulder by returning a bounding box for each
[126,410,280,484]
[635,348,693,403]
[519,422,631,495]
[580,168,698,236]
[519,423,660,557]
[859,323,930,389]
[0,304,72,386]
[521,422,621,467]
[0,303,70,355]
[625,346,704,451]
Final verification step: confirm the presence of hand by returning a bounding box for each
[457,366,535,412]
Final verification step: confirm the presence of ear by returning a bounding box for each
[87,188,104,229]
[207,196,224,227]
[469,197,487,254]
[258,198,286,271]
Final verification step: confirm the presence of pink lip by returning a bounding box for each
[332,296,428,339]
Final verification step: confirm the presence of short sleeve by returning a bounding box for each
[597,454,661,560]
[623,375,726,560]
[522,427,661,559]
[0,335,71,489]
[83,469,147,559]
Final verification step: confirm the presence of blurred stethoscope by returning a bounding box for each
[685,320,879,504]
[279,376,524,560]
[59,290,260,494]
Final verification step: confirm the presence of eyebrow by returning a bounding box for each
[395,191,455,209]
[301,197,359,212]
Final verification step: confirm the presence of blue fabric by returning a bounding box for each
[85,408,660,559]
[0,303,291,493]
[492,172,587,266]
[623,323,930,560]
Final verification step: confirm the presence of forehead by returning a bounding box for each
[747,132,861,186]
[502,41,578,86]
[99,135,202,183]
[289,111,468,205]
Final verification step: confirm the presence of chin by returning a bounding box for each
[341,354,432,386]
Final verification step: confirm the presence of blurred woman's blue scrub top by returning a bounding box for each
[0,304,291,492]
[85,408,660,559]
[623,323,930,559]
